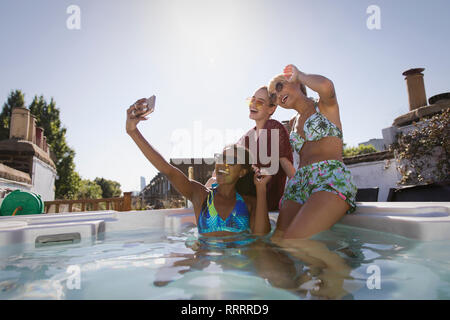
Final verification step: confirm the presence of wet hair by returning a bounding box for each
[268,74,307,104]
[222,144,256,197]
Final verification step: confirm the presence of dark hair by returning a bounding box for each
[223,144,256,197]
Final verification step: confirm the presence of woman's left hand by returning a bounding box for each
[283,64,302,83]
[252,165,272,188]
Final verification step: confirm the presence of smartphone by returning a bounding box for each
[133,95,156,117]
[146,95,156,114]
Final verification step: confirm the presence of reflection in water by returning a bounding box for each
[153,228,357,299]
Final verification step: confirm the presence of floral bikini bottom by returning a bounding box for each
[281,160,357,214]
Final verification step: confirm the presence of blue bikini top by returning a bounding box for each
[197,184,251,234]
[290,100,343,153]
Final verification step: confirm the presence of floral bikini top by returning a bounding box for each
[290,100,343,153]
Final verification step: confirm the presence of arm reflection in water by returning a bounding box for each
[152,236,353,299]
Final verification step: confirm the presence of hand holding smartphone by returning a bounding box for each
[132,95,156,118]
[145,95,156,114]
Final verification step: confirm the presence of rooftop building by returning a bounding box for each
[0,107,57,201]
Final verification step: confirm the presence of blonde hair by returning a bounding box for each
[268,74,307,103]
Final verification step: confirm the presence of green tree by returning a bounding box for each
[76,179,103,199]
[343,143,377,157]
[94,177,122,198]
[28,95,81,199]
[0,90,26,140]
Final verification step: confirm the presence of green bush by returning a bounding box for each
[343,144,378,157]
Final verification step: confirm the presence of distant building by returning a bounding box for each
[140,172,174,208]
[347,68,449,201]
[0,107,57,202]
[140,158,215,208]
[170,158,215,185]
[140,176,146,191]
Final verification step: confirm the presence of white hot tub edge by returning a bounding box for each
[0,202,449,245]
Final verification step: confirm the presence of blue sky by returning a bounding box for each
[1,0,449,193]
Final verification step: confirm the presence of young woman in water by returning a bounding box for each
[126,97,272,237]
[268,64,357,240]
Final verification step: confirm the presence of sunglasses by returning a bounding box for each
[246,97,266,109]
[269,81,286,103]
[275,81,285,93]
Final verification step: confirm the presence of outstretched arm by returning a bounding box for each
[284,64,337,107]
[126,98,206,203]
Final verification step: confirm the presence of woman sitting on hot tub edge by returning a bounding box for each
[268,64,358,240]
[126,98,272,237]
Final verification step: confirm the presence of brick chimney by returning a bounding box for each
[28,115,36,144]
[9,107,30,140]
[402,68,427,111]
[35,127,44,149]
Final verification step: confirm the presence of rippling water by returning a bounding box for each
[0,223,449,299]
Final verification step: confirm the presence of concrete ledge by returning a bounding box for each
[0,163,32,184]
[0,139,56,170]
[392,104,449,127]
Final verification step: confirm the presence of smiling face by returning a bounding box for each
[268,74,307,110]
[248,86,276,121]
[215,162,245,185]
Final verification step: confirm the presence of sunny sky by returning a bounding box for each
[1,0,449,193]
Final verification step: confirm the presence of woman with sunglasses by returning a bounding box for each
[126,97,272,238]
[206,86,296,212]
[268,64,357,240]
[237,86,296,212]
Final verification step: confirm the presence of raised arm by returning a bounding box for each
[284,64,338,107]
[126,98,206,203]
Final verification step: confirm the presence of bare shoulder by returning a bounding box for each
[318,99,342,129]
[190,180,210,207]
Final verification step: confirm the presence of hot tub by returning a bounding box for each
[0,203,448,299]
